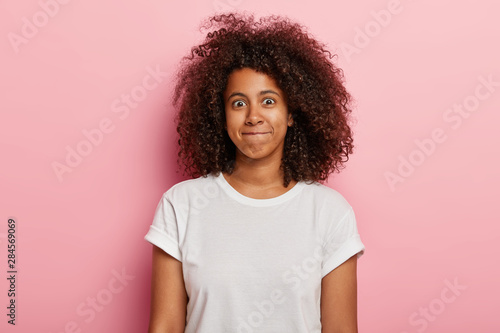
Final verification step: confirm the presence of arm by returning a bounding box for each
[148,245,188,333]
[321,254,359,333]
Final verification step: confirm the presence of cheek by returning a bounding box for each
[225,113,237,131]
[224,112,241,141]
[271,112,290,132]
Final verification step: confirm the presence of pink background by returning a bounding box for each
[1,0,499,332]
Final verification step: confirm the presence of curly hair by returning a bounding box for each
[173,12,354,187]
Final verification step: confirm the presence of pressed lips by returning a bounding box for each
[242,131,271,135]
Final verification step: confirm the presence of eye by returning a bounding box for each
[262,98,275,105]
[232,100,246,108]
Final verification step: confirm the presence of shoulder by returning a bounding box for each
[302,183,360,248]
[301,181,353,212]
[161,174,218,202]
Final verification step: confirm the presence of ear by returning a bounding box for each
[287,113,294,127]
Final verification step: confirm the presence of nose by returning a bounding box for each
[245,103,263,126]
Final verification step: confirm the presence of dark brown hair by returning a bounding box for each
[173,12,354,187]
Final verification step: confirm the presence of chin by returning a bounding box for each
[242,152,268,160]
[236,147,264,158]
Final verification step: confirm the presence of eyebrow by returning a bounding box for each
[226,90,281,102]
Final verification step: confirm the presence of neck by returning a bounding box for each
[234,159,283,187]
[222,149,298,199]
[227,147,289,189]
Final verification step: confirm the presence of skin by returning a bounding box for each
[148,246,187,333]
[222,67,296,198]
[321,255,359,333]
[148,67,359,332]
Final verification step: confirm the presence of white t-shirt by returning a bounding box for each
[144,173,365,333]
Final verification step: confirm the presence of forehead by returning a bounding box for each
[224,68,282,96]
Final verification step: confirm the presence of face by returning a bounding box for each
[223,67,293,163]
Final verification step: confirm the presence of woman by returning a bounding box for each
[145,12,365,332]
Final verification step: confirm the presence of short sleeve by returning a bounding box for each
[321,207,365,278]
[144,193,182,261]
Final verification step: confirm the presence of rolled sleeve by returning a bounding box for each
[144,193,182,261]
[321,207,365,278]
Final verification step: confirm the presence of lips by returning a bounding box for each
[242,132,271,135]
